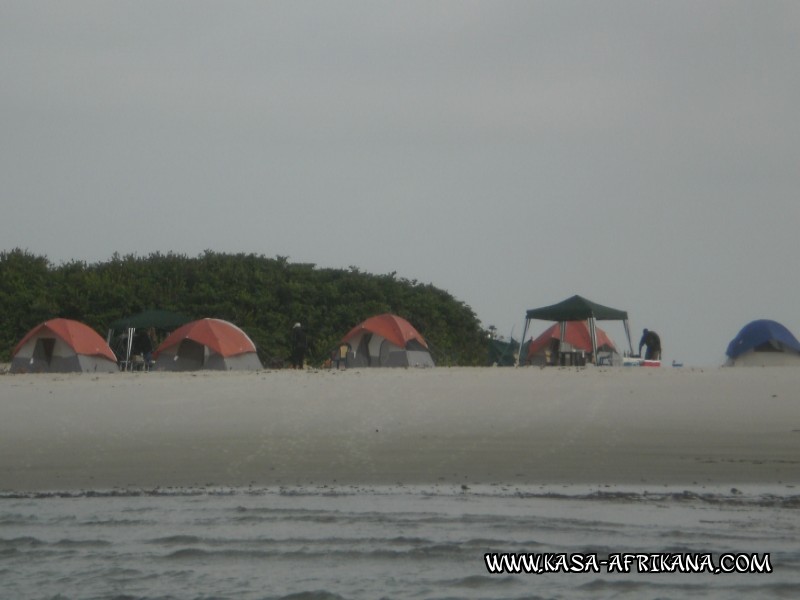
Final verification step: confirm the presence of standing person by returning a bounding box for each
[336,343,349,370]
[638,328,662,360]
[290,322,308,369]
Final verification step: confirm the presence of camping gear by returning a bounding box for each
[11,318,118,373]
[519,295,634,366]
[153,318,263,371]
[725,319,800,366]
[107,309,192,371]
[525,321,618,366]
[341,313,434,367]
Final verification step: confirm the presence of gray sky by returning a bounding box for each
[2,1,799,366]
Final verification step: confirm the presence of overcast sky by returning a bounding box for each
[2,1,799,366]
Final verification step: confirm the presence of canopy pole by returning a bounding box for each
[589,317,598,364]
[623,319,633,355]
[517,317,530,366]
[126,327,135,371]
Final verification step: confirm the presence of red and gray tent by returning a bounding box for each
[153,318,262,371]
[11,318,118,373]
[341,313,434,367]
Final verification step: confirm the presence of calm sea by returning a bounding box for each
[1,484,798,600]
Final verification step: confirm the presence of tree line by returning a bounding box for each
[0,249,489,366]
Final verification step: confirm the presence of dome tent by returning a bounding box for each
[341,313,434,367]
[725,319,800,366]
[11,318,118,373]
[153,318,263,371]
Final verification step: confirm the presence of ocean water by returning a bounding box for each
[1,484,799,600]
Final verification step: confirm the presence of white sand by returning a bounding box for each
[0,366,798,491]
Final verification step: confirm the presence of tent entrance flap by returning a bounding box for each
[34,338,56,365]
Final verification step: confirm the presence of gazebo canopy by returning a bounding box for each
[107,309,193,370]
[519,295,633,365]
[525,295,628,322]
[109,309,192,331]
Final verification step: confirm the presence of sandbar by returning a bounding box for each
[0,366,798,492]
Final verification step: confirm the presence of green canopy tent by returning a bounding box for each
[517,295,633,365]
[107,309,192,370]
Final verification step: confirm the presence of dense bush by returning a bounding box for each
[0,249,489,366]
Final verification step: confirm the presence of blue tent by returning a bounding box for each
[726,320,800,359]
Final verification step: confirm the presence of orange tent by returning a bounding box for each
[341,313,434,367]
[154,318,262,371]
[11,318,118,373]
[342,313,429,350]
[526,321,616,363]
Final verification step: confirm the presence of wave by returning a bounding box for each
[146,534,204,545]
[578,578,800,598]
[0,535,45,547]
[38,595,350,600]
[0,513,40,525]
[77,518,155,527]
[439,574,518,589]
[53,538,113,548]
[3,484,800,509]
[147,534,438,549]
[274,592,347,600]
[163,541,479,562]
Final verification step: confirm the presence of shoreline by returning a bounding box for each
[1,367,799,492]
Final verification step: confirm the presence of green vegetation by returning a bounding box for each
[0,249,489,366]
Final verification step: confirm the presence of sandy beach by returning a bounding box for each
[0,366,798,492]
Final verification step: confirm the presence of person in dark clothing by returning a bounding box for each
[132,329,154,371]
[290,322,308,369]
[638,329,662,360]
